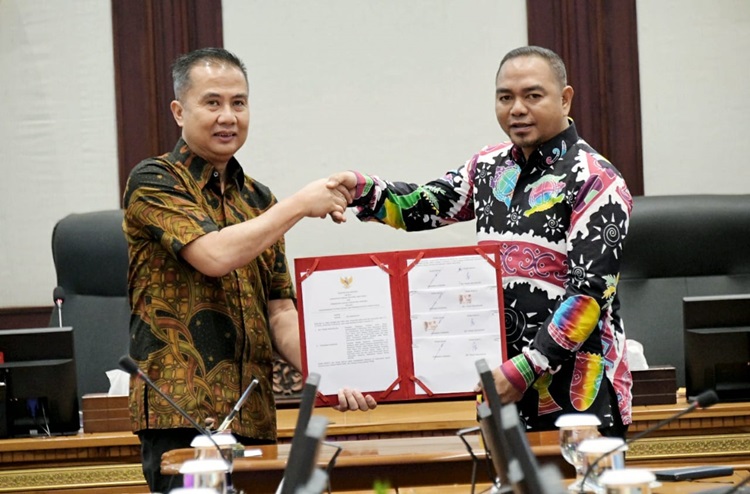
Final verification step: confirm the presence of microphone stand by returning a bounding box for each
[55,302,63,328]
[217,378,259,433]
[457,425,504,494]
[579,390,720,493]
[724,473,750,494]
[118,356,228,468]
[322,441,343,494]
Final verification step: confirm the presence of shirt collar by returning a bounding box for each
[511,118,579,167]
[168,138,245,190]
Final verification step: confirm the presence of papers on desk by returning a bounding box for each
[296,245,506,403]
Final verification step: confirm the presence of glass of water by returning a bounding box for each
[555,413,601,492]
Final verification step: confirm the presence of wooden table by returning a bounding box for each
[4,396,750,493]
[163,435,750,494]
[395,470,750,494]
[162,433,568,492]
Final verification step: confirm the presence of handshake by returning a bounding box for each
[294,171,358,224]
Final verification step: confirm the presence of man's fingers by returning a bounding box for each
[329,211,347,223]
[332,388,376,411]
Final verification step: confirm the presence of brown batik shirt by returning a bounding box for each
[122,138,294,441]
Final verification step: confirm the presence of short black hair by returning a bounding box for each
[497,46,568,88]
[171,47,248,100]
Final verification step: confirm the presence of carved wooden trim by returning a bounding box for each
[0,464,145,492]
[628,433,750,460]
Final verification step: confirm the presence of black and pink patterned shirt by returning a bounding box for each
[351,122,633,430]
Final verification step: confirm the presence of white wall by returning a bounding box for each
[222,0,528,266]
[637,0,750,195]
[0,0,120,308]
[2,0,750,309]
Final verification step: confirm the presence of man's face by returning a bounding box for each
[495,55,573,159]
[170,62,249,168]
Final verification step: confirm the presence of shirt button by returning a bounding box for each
[213,171,219,178]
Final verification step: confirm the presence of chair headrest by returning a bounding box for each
[51,210,128,297]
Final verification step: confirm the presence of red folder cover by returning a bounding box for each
[295,244,506,405]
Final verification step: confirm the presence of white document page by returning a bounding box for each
[408,254,503,394]
[301,265,399,395]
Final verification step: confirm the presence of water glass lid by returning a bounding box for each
[554,413,601,428]
[179,459,229,474]
[600,468,655,486]
[578,436,628,453]
[191,433,238,447]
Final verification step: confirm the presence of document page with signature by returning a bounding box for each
[300,265,400,396]
[408,254,503,394]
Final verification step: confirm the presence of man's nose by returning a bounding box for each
[217,104,237,123]
[510,98,527,115]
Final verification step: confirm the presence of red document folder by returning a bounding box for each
[295,244,506,405]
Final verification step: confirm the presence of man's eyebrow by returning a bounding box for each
[496,84,547,94]
[199,92,248,100]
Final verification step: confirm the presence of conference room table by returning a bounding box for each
[162,433,567,492]
[5,396,750,493]
[162,433,750,493]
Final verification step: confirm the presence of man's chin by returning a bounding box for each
[511,136,540,151]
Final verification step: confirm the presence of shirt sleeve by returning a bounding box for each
[267,234,295,301]
[350,154,479,231]
[123,160,218,259]
[501,158,632,391]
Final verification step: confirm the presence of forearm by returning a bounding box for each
[268,299,302,372]
[181,194,307,277]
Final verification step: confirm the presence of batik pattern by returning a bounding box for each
[352,122,633,430]
[123,139,294,441]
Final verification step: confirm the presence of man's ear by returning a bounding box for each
[561,85,574,116]
[170,100,184,127]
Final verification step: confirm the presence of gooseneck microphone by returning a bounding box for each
[217,378,259,433]
[118,355,226,464]
[579,389,720,493]
[53,286,65,328]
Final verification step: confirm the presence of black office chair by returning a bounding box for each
[49,210,131,401]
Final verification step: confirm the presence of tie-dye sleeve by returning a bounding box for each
[529,163,632,371]
[350,155,478,231]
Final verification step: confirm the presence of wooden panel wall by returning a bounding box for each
[0,307,52,330]
[111,0,223,200]
[526,0,644,196]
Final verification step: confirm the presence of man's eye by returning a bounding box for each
[233,101,246,107]
[498,95,511,102]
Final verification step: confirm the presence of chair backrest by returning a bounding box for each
[50,210,131,401]
[618,194,750,386]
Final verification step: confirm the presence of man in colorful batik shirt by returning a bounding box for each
[329,46,633,436]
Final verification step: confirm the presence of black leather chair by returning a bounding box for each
[618,194,750,386]
[48,209,302,403]
[49,210,131,401]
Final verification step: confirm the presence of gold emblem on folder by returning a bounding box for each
[340,276,353,288]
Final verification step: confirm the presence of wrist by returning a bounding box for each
[500,354,536,394]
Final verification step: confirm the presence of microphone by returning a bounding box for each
[579,389,720,493]
[118,355,227,465]
[53,286,65,328]
[217,378,259,433]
